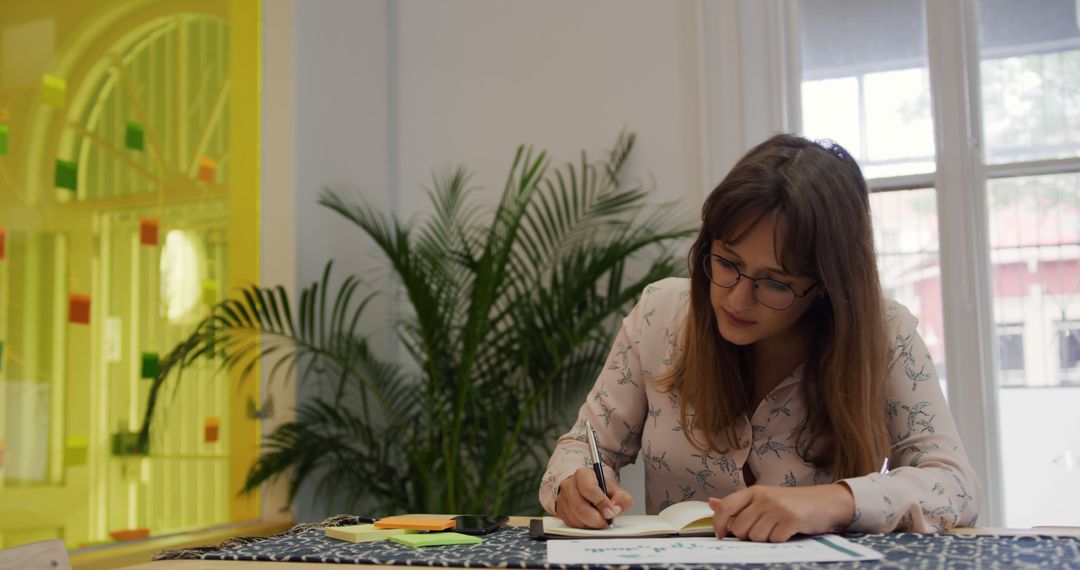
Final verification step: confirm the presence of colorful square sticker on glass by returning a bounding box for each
[66,435,89,466]
[141,352,159,379]
[0,124,8,156]
[125,122,144,150]
[0,227,6,260]
[42,75,67,108]
[202,279,219,306]
[204,417,220,443]
[197,156,216,183]
[55,159,77,191]
[139,217,159,245]
[69,293,91,324]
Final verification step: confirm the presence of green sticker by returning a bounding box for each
[125,122,144,150]
[141,352,159,379]
[55,159,77,191]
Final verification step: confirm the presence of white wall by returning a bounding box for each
[284,0,754,521]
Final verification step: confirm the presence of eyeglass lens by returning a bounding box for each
[703,254,796,310]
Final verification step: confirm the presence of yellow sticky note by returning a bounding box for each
[325,524,415,543]
[42,75,67,108]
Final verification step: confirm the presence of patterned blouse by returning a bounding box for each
[539,277,979,533]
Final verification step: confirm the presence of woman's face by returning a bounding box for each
[708,216,820,348]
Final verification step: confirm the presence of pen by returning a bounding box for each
[585,419,614,529]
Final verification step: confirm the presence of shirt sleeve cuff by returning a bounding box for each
[839,474,894,533]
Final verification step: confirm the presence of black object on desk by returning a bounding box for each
[453,515,509,535]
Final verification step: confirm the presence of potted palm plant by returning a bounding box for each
[138,132,694,515]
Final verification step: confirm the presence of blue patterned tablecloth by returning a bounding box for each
[155,521,1080,569]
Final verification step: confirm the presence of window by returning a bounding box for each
[996,324,1025,385]
[793,0,1080,527]
[0,0,260,549]
[1058,326,1080,383]
[799,0,947,389]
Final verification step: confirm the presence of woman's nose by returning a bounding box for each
[727,277,756,310]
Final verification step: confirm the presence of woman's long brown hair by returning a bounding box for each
[656,134,889,479]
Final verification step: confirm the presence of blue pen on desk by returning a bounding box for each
[585,419,614,529]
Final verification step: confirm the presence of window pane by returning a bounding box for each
[799,0,935,178]
[980,0,1080,164]
[988,173,1080,526]
[871,189,947,392]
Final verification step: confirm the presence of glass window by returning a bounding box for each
[799,0,935,178]
[1058,326,1080,383]
[0,0,259,549]
[980,0,1080,164]
[869,189,947,390]
[982,0,1080,527]
[996,324,1025,386]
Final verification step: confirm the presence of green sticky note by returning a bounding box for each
[66,435,89,466]
[389,532,482,547]
[141,352,159,378]
[0,340,5,373]
[125,122,144,150]
[55,159,77,190]
[0,124,8,156]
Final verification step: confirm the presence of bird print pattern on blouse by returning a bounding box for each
[539,277,979,533]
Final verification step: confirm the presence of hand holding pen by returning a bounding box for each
[586,420,614,528]
[553,420,635,529]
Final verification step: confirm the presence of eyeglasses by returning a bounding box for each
[702,253,817,310]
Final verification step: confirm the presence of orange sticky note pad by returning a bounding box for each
[139,217,159,245]
[109,528,150,541]
[373,516,456,531]
[204,417,220,443]
[69,294,91,324]
[197,157,216,183]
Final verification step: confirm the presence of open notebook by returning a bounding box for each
[541,501,715,538]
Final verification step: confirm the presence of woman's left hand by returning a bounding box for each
[708,483,855,542]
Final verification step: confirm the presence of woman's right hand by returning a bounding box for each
[555,468,635,528]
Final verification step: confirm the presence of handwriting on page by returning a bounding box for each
[547,536,882,564]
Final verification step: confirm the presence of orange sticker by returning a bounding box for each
[197,157,216,183]
[139,217,159,246]
[0,227,6,260]
[204,417,220,443]
[69,293,91,324]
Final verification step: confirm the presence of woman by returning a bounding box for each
[539,134,979,542]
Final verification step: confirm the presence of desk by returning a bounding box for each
[116,518,1080,569]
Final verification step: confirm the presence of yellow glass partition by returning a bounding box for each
[0,0,259,548]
